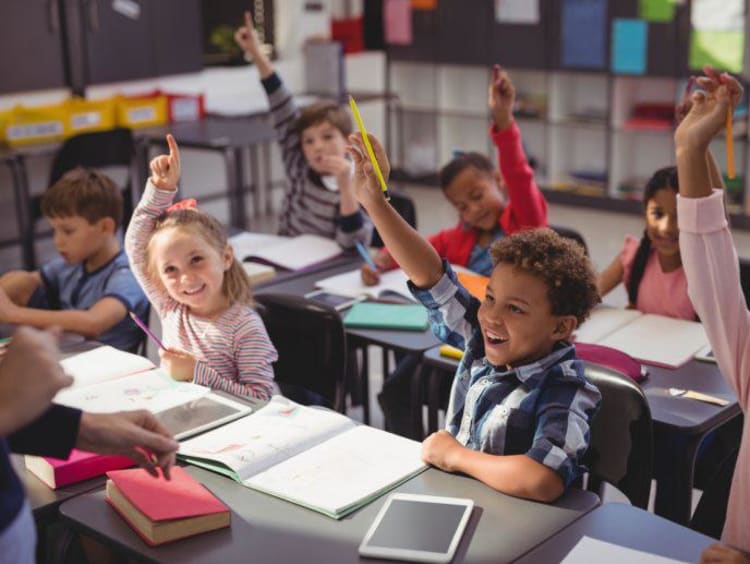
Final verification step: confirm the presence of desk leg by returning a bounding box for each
[248,145,261,218]
[11,157,35,270]
[653,426,703,525]
[262,141,273,215]
[224,147,247,230]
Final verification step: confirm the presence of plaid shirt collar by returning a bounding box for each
[480,340,576,387]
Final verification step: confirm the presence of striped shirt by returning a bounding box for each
[410,261,601,487]
[261,72,372,248]
[125,182,278,401]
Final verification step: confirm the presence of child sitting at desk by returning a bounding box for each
[126,134,277,401]
[234,11,371,249]
[347,132,601,501]
[0,168,148,353]
[675,66,750,562]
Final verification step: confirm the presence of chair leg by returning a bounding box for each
[361,345,370,425]
[410,362,429,440]
[427,368,441,435]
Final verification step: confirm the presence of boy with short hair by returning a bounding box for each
[348,132,602,502]
[234,11,372,248]
[0,167,148,353]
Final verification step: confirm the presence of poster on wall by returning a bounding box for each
[494,0,540,24]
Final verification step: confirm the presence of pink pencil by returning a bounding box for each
[129,311,166,350]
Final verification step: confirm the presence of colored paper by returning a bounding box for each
[410,0,436,9]
[561,0,607,69]
[639,0,675,22]
[494,0,540,24]
[456,271,489,300]
[384,0,413,45]
[612,19,648,75]
[691,0,744,31]
[689,29,744,73]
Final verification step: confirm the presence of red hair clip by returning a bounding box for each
[166,198,198,213]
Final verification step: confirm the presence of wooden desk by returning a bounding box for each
[60,466,599,564]
[420,346,741,526]
[514,503,715,563]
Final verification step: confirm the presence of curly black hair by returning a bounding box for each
[489,228,600,326]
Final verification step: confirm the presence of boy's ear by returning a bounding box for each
[223,244,234,271]
[552,316,577,341]
[493,170,505,189]
[97,217,116,234]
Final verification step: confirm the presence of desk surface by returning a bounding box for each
[61,466,598,564]
[514,502,715,563]
[138,115,275,149]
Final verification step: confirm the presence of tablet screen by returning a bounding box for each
[158,395,251,440]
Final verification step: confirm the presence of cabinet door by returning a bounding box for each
[82,0,156,84]
[0,0,67,93]
[436,0,492,65]
[153,0,203,76]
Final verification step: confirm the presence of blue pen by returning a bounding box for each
[355,241,378,271]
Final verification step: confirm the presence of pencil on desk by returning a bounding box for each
[727,106,735,179]
[349,95,390,201]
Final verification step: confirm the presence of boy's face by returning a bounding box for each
[478,263,574,369]
[443,167,505,231]
[301,120,347,174]
[48,215,110,265]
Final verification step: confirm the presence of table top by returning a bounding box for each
[138,115,276,149]
[514,502,715,563]
[61,466,599,564]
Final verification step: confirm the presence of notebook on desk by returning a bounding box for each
[315,267,415,302]
[343,303,429,331]
[229,232,342,270]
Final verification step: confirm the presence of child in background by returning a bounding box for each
[348,131,601,501]
[0,168,148,352]
[125,135,277,401]
[234,11,371,248]
[362,64,547,284]
[675,66,749,562]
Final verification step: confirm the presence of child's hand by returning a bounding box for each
[234,11,263,58]
[320,155,353,186]
[0,287,17,322]
[159,348,197,382]
[700,543,750,564]
[421,430,465,472]
[150,134,181,191]
[488,64,515,131]
[674,66,743,153]
[346,132,391,209]
[361,264,381,286]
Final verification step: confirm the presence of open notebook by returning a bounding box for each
[574,308,708,368]
[315,268,415,302]
[178,397,427,519]
[229,232,342,271]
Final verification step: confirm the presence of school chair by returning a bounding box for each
[582,362,653,509]
[739,257,750,304]
[549,224,588,255]
[22,127,136,269]
[370,190,417,248]
[255,292,347,412]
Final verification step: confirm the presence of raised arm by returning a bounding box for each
[347,133,444,289]
[596,255,624,299]
[234,11,273,79]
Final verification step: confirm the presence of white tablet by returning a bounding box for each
[359,493,474,563]
[157,393,253,440]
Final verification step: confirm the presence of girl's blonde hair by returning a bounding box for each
[145,208,253,307]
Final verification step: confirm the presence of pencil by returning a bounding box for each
[348,95,390,201]
[129,311,166,351]
[727,106,735,179]
[355,241,378,271]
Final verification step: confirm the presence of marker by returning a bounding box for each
[727,106,735,179]
[348,95,390,201]
[355,241,378,271]
[129,311,166,351]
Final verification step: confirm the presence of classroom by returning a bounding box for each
[0,1,749,562]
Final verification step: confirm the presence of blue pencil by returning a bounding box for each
[355,241,378,271]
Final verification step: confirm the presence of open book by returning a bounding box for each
[574,308,708,368]
[315,268,415,302]
[229,232,342,271]
[57,346,253,440]
[178,397,427,519]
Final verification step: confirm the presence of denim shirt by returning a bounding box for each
[410,261,602,487]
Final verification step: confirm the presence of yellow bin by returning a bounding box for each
[2,103,67,146]
[115,93,167,129]
[65,97,116,137]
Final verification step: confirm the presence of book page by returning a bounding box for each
[60,346,155,388]
[248,234,342,270]
[315,268,414,302]
[573,307,643,344]
[179,397,355,481]
[54,369,210,413]
[228,232,290,261]
[246,425,426,517]
[561,536,688,564]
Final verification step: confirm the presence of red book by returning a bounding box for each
[105,467,230,546]
[24,449,135,489]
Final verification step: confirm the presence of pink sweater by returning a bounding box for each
[678,190,749,551]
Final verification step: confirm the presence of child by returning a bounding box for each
[347,132,601,501]
[125,134,277,401]
[234,11,371,248]
[362,64,547,284]
[675,66,749,560]
[0,168,148,352]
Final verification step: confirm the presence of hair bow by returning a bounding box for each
[166,198,198,213]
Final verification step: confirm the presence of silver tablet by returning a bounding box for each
[359,493,474,563]
[158,393,253,440]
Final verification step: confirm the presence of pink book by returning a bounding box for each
[24,449,135,489]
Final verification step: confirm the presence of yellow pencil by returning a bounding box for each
[726,106,735,179]
[348,95,390,201]
[439,344,464,360]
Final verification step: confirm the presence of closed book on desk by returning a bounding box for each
[24,449,134,489]
[178,397,427,519]
[105,466,230,546]
[343,303,428,331]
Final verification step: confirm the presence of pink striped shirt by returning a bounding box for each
[125,182,278,401]
[678,190,749,552]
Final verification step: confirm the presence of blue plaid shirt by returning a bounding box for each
[410,262,601,487]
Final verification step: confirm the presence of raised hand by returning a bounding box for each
[488,64,516,131]
[346,132,391,209]
[149,134,181,191]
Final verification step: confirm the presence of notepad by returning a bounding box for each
[178,397,427,519]
[574,308,708,368]
[343,303,429,331]
[229,232,343,271]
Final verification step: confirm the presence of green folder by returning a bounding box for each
[343,303,428,331]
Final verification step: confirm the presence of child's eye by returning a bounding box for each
[191,256,203,264]
[508,304,524,314]
[164,265,176,274]
[484,294,494,303]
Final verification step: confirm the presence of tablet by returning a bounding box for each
[305,289,364,311]
[157,393,253,440]
[359,493,474,563]
[694,344,716,363]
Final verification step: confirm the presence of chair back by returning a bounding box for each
[739,257,750,306]
[582,362,653,508]
[371,191,417,248]
[255,293,347,412]
[549,224,588,255]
